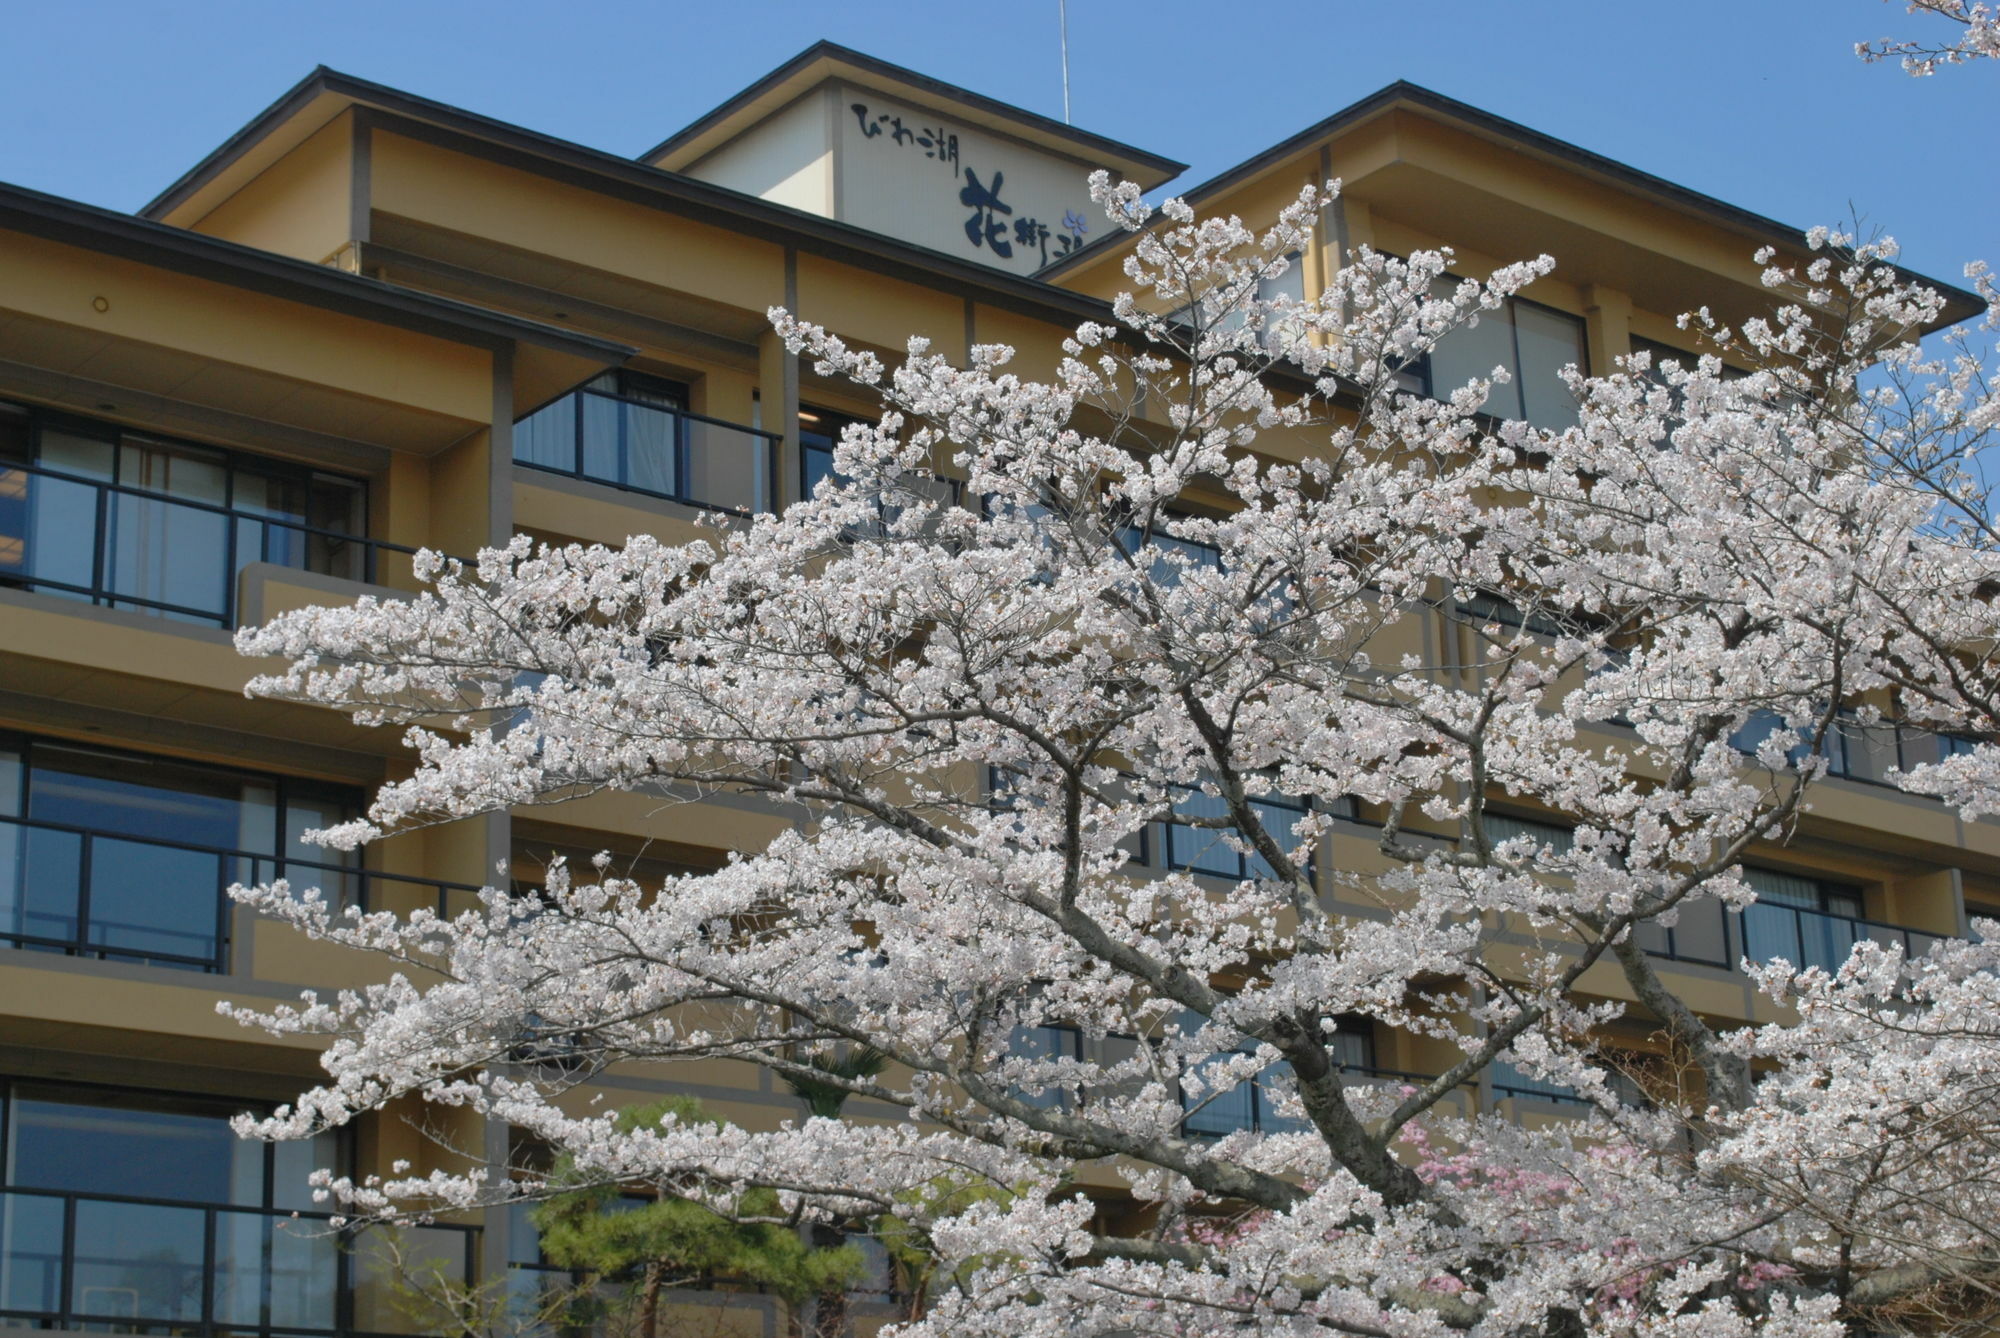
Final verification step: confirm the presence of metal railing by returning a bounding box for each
[0,1184,475,1338]
[1635,894,1947,974]
[0,814,485,972]
[1733,711,1977,789]
[515,389,780,516]
[0,459,422,629]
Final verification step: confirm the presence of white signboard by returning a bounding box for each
[838,86,1097,275]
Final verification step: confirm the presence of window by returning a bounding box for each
[0,399,368,626]
[1482,811,1575,854]
[1177,1012,1372,1136]
[0,1079,397,1338]
[1005,1023,1082,1109]
[1741,867,1874,973]
[1172,251,1307,353]
[0,733,362,970]
[1160,785,1320,882]
[1489,1059,1588,1108]
[1629,336,1746,388]
[1403,283,1587,430]
[515,373,775,515]
[799,405,868,500]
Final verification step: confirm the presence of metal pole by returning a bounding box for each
[1059,0,1072,125]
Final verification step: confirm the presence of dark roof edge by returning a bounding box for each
[137,65,1126,331]
[1039,81,1983,321]
[1,179,637,362]
[142,65,337,222]
[639,40,1186,177]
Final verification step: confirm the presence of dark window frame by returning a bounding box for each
[0,398,375,627]
[0,730,372,972]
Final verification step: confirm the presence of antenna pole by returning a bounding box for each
[1059,0,1072,124]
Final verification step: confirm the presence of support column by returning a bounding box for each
[1583,284,1633,379]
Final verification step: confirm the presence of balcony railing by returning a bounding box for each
[515,389,779,516]
[0,459,421,629]
[0,814,485,973]
[0,1184,475,1338]
[1636,895,1947,974]
[1733,710,1976,789]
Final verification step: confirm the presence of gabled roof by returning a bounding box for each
[138,66,1124,329]
[1037,80,1983,325]
[643,40,1184,187]
[5,178,634,362]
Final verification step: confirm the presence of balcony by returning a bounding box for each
[515,385,779,516]
[0,1185,474,1338]
[0,458,419,630]
[1734,709,1975,789]
[1636,895,1947,974]
[0,814,481,974]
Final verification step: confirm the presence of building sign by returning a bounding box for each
[841,88,1094,275]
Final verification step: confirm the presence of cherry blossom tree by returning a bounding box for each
[1859,1,2000,75]
[217,51,2000,1338]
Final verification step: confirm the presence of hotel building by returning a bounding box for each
[0,40,1983,1337]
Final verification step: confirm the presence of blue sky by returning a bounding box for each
[1,0,1992,288]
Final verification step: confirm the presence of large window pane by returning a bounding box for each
[69,1198,206,1323]
[28,745,259,852]
[1183,1057,1256,1136]
[9,1088,262,1206]
[214,1209,339,1331]
[84,836,223,965]
[1513,302,1587,430]
[3,469,98,594]
[1167,788,1242,877]
[0,1191,65,1317]
[101,491,228,620]
[1429,297,1520,419]
[8,826,82,947]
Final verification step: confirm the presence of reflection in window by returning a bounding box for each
[0,732,361,970]
[0,399,367,625]
[1160,785,1325,882]
[1005,1023,1082,1110]
[0,1080,344,1333]
[1401,283,1587,430]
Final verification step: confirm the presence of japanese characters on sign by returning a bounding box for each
[849,98,1090,271]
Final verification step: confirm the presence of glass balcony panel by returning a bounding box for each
[351,1225,472,1335]
[1671,896,1731,966]
[1741,901,1804,967]
[684,417,766,514]
[1183,1072,1255,1136]
[579,394,622,485]
[100,490,228,621]
[84,836,222,967]
[622,399,679,498]
[7,824,82,947]
[0,468,97,595]
[515,398,576,472]
[1167,789,1241,877]
[69,1198,205,1324]
[213,1209,339,1332]
[0,1191,65,1317]
[1799,912,1863,973]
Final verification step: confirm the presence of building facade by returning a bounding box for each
[0,40,1986,1337]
